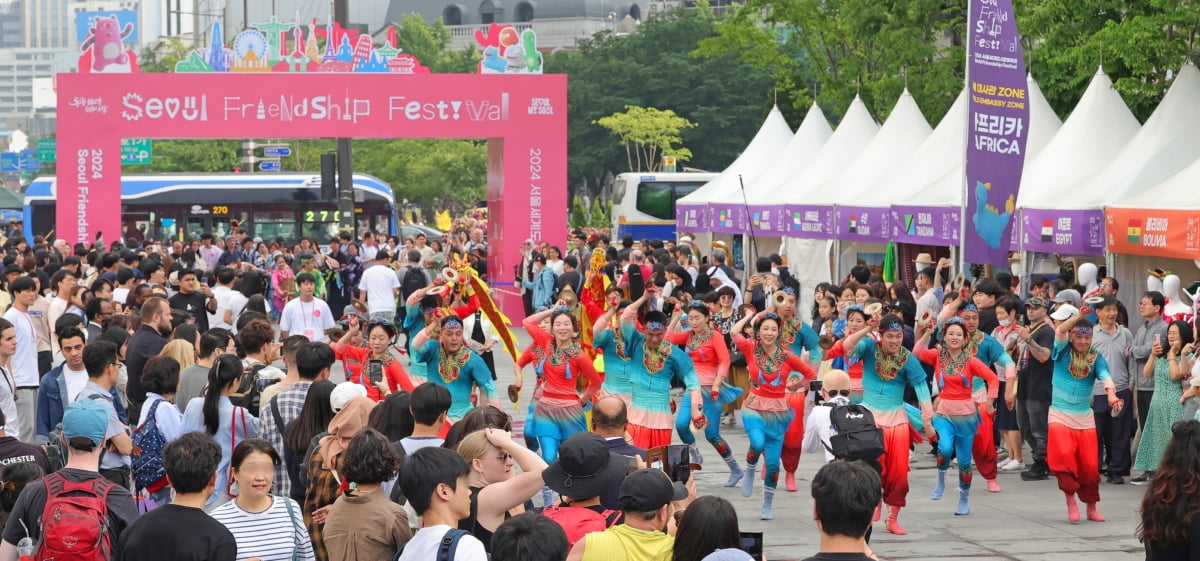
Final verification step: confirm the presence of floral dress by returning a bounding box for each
[1133,357,1184,472]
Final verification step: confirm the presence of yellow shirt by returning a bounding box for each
[582,524,674,561]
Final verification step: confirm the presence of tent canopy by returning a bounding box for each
[676,106,793,233]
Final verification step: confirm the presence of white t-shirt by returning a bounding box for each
[0,366,18,438]
[358,264,401,315]
[2,308,38,386]
[209,285,235,331]
[63,365,89,403]
[112,287,130,305]
[397,525,487,561]
[279,297,335,342]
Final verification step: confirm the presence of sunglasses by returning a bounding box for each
[826,389,851,397]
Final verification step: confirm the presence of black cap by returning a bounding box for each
[542,433,628,499]
[619,468,687,512]
[532,252,546,264]
[2,264,20,276]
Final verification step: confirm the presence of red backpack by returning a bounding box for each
[34,473,117,561]
[541,505,621,547]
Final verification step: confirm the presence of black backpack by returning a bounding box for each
[400,265,428,302]
[823,403,885,462]
[229,362,269,417]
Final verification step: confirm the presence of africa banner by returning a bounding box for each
[964,0,1028,266]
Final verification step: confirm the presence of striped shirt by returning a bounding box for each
[210,495,315,561]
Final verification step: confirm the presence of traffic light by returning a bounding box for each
[320,153,336,201]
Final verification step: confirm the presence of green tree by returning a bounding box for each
[1018,1,1200,121]
[144,140,241,173]
[137,37,191,73]
[391,14,479,73]
[594,106,696,172]
[696,0,965,126]
[546,6,774,195]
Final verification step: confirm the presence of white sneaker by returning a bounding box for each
[997,459,1015,470]
[1001,460,1026,472]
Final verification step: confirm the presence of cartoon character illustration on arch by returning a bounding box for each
[79,14,138,73]
[475,23,543,74]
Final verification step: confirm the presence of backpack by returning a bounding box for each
[130,399,169,493]
[823,403,885,462]
[392,528,470,561]
[33,472,117,561]
[400,265,428,303]
[229,362,268,417]
[540,505,621,547]
[45,394,108,474]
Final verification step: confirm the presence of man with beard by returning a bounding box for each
[412,316,498,422]
[125,296,171,419]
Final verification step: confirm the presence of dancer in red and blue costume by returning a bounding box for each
[667,300,744,487]
[1046,307,1121,523]
[731,310,816,520]
[940,296,1017,493]
[828,305,875,400]
[914,316,998,516]
[773,288,826,492]
[590,290,637,408]
[839,314,935,535]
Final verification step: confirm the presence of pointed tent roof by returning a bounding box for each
[1061,62,1200,210]
[723,103,832,207]
[1018,68,1141,209]
[676,106,793,208]
[1110,153,1200,210]
[899,75,1062,207]
[852,88,968,209]
[824,89,932,206]
[782,95,879,205]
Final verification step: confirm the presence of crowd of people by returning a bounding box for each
[0,226,1192,561]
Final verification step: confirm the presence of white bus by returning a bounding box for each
[610,171,717,241]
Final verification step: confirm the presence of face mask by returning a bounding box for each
[771,267,780,276]
[999,318,1012,327]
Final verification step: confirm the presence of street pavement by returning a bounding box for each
[351,325,1149,561]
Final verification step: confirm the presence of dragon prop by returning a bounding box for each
[440,253,521,360]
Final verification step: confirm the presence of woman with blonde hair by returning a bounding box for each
[159,338,196,370]
[456,428,548,554]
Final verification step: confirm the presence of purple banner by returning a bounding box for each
[964,0,1028,266]
[741,205,789,234]
[835,206,891,242]
[708,204,749,234]
[1020,209,1106,255]
[677,204,708,233]
[786,205,835,239]
[891,206,961,245]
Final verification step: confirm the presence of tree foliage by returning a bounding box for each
[391,14,479,73]
[697,0,965,127]
[546,5,774,194]
[594,106,696,172]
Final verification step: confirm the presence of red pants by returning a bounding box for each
[781,391,806,473]
[628,424,672,450]
[880,424,912,507]
[1048,423,1101,504]
[972,404,997,480]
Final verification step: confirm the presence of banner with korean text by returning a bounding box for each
[964,0,1028,266]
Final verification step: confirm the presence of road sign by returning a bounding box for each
[19,150,38,171]
[262,146,291,158]
[0,153,17,172]
[37,139,55,163]
[121,139,153,165]
[259,160,280,171]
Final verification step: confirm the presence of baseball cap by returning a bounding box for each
[542,432,629,499]
[1050,303,1080,321]
[63,398,110,446]
[1025,296,1048,309]
[1052,289,1081,306]
[2,264,21,276]
[619,468,687,512]
[330,382,368,413]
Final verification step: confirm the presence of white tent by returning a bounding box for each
[891,76,1062,247]
[1071,63,1200,210]
[780,95,879,238]
[822,89,933,276]
[711,103,832,236]
[1017,68,1141,257]
[675,106,793,233]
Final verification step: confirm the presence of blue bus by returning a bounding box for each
[24,173,397,244]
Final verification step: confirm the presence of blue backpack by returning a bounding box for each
[131,399,169,492]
